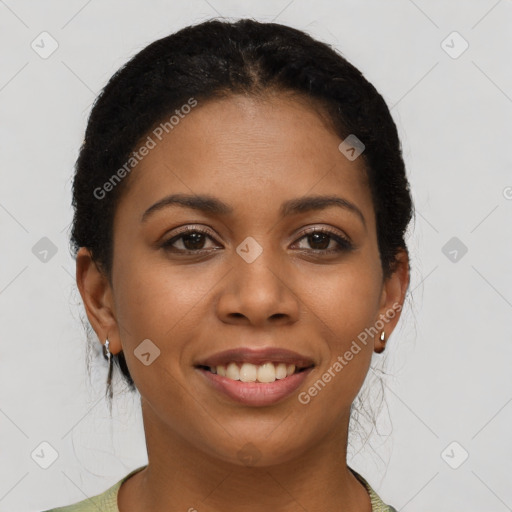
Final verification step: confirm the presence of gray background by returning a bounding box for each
[1,1,511,511]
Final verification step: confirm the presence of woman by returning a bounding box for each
[45,17,412,512]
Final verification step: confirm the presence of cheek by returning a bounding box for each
[305,257,382,337]
[300,257,381,388]
[111,256,206,410]
[113,253,217,339]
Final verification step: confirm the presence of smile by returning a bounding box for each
[195,364,315,407]
[197,361,310,383]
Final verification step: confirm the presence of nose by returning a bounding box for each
[215,241,300,328]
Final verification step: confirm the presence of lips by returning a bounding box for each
[194,347,316,369]
[194,347,316,406]
[197,365,314,406]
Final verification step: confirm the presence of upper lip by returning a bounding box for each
[195,347,316,369]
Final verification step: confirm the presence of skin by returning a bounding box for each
[76,93,409,511]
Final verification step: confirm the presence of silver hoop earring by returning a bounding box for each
[380,331,385,342]
[103,338,111,360]
[103,338,114,401]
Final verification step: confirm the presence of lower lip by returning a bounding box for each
[196,367,314,407]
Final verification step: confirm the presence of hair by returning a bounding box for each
[70,18,414,423]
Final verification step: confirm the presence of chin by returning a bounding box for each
[203,435,307,469]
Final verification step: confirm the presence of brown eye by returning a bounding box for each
[305,232,331,250]
[178,232,207,251]
[294,227,353,254]
[161,228,219,253]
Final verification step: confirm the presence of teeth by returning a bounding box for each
[240,362,257,382]
[226,362,240,380]
[256,362,276,383]
[275,363,288,380]
[208,362,300,383]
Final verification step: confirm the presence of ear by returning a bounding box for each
[75,247,122,355]
[374,248,410,353]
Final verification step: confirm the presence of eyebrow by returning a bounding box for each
[141,193,366,228]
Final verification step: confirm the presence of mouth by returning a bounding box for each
[195,363,315,407]
[195,361,314,383]
[194,347,316,384]
[194,346,316,406]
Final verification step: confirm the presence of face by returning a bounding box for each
[77,93,408,467]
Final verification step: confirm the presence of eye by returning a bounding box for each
[160,225,354,256]
[292,227,353,254]
[161,226,220,254]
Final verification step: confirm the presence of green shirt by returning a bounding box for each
[43,465,397,511]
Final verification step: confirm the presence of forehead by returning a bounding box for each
[115,94,374,228]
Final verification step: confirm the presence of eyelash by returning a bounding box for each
[160,225,354,256]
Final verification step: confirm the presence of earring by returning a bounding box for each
[374,331,386,354]
[102,338,111,360]
[103,338,114,401]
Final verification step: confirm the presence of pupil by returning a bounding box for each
[309,233,329,250]
[183,232,205,250]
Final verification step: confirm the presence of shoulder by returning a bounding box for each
[41,466,147,512]
[349,466,398,512]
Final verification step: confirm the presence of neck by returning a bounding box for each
[118,400,372,512]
